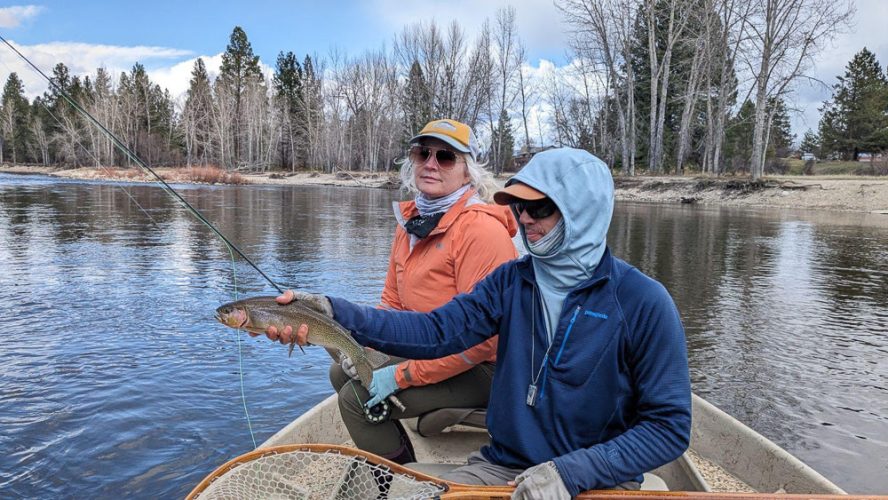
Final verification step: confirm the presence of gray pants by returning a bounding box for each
[440,451,642,490]
[330,357,495,458]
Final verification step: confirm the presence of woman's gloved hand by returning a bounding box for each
[367,365,400,407]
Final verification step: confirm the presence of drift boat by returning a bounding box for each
[236,393,846,496]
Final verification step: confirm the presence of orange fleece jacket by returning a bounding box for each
[379,189,518,388]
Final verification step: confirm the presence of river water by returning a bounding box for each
[1,173,886,497]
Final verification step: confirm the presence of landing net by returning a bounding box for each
[189,445,447,500]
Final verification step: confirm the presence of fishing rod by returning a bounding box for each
[0,33,284,295]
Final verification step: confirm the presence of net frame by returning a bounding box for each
[187,444,448,500]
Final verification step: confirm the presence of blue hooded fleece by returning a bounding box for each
[512,148,614,342]
[331,148,691,495]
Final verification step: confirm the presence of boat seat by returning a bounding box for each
[641,473,669,491]
[412,408,487,437]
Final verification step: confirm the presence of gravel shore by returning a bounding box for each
[3,165,888,214]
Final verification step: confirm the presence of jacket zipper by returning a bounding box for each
[538,305,582,401]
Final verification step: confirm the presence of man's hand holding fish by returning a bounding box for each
[253,289,330,346]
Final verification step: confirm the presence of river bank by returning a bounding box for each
[3,164,888,213]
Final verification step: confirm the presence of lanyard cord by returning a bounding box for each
[530,286,556,388]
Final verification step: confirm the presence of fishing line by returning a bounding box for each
[0,33,283,295]
[0,57,163,229]
[1,34,271,446]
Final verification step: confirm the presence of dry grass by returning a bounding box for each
[161,165,246,185]
[97,167,146,180]
[785,158,888,176]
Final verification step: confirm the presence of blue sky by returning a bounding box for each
[1,1,887,138]
[0,1,568,72]
[5,1,560,66]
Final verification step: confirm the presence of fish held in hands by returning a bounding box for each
[215,296,389,389]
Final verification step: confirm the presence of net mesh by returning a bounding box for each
[192,447,447,500]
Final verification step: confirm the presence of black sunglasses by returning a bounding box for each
[512,198,558,219]
[408,145,462,169]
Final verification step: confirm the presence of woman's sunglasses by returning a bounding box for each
[409,145,463,169]
[512,198,558,219]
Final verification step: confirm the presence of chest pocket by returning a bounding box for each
[548,309,623,387]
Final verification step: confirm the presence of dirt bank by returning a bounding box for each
[3,165,887,214]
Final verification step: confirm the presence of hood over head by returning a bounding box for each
[496,147,614,280]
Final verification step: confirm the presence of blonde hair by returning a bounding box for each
[397,150,499,203]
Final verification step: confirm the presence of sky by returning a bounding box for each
[0,0,887,140]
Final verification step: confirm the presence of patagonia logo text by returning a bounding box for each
[584,310,608,319]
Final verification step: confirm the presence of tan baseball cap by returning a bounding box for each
[411,119,481,161]
[493,182,547,205]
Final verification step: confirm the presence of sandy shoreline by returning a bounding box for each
[3,164,888,214]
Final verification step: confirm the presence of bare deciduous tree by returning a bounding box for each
[743,0,853,178]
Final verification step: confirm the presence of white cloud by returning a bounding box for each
[0,39,193,99]
[150,54,276,103]
[0,5,42,28]
[370,0,569,64]
[150,54,224,102]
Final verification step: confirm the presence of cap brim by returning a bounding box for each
[493,182,547,205]
[410,133,472,154]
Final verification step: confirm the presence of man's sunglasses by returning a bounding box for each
[512,198,558,219]
[408,145,463,169]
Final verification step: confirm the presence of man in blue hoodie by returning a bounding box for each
[266,148,691,498]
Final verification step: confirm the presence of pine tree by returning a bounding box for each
[818,48,888,159]
[89,67,116,166]
[799,129,820,156]
[767,97,794,159]
[300,55,323,170]
[491,109,515,172]
[273,51,304,169]
[724,100,756,173]
[217,26,264,167]
[403,60,432,142]
[0,72,32,164]
[183,58,215,166]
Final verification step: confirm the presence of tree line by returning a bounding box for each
[800,47,888,164]
[0,0,855,179]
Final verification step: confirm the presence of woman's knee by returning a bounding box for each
[337,381,367,417]
[329,361,349,391]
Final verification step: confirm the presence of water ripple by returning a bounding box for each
[2,180,886,495]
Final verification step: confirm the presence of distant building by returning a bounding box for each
[801,152,816,161]
[857,152,884,162]
[512,145,556,171]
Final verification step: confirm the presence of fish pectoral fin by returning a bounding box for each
[288,339,305,357]
[364,347,391,369]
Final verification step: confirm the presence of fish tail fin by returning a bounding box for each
[364,348,391,369]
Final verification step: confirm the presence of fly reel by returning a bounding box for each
[363,400,391,424]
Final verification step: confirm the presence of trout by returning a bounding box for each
[215,296,405,411]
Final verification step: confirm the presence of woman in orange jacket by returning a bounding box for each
[329,119,518,464]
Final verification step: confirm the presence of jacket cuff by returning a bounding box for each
[394,361,412,389]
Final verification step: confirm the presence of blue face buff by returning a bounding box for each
[527,217,565,257]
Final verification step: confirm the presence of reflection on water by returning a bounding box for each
[1,173,886,496]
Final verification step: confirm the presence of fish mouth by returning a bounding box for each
[215,308,248,328]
